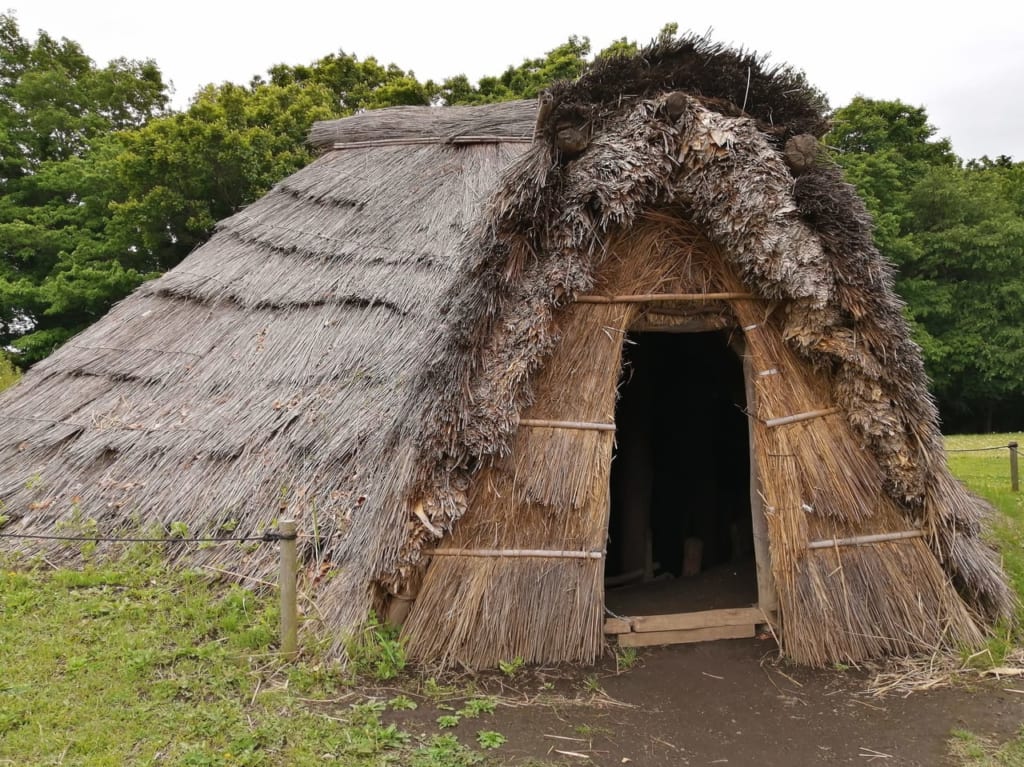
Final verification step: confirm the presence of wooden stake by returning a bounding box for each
[1010,442,1019,493]
[278,519,299,659]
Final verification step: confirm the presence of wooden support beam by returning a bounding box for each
[741,340,779,614]
[576,292,753,304]
[603,617,633,634]
[617,623,754,648]
[519,418,616,432]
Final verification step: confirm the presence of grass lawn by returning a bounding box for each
[1,433,1022,766]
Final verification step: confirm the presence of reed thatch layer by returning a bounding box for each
[308,100,535,149]
[0,139,526,622]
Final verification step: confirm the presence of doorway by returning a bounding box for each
[605,331,757,619]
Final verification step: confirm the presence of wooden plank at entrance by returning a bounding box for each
[617,623,754,648]
[603,617,633,635]
[630,606,764,634]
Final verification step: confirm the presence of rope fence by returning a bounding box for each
[0,520,301,660]
[944,441,1019,492]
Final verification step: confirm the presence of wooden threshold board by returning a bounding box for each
[617,623,755,648]
[604,606,765,646]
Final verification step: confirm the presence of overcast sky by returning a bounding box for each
[10,1,1024,161]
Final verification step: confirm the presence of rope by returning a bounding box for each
[0,530,294,543]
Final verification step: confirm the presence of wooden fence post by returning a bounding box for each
[1010,442,1019,493]
[278,519,298,659]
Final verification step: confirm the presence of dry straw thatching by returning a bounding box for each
[0,36,1013,668]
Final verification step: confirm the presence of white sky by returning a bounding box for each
[10,1,1024,161]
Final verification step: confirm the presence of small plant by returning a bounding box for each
[437,714,461,729]
[388,694,418,711]
[458,697,496,718]
[345,612,407,681]
[411,734,484,767]
[476,730,507,749]
[498,656,524,678]
[422,677,457,700]
[615,645,639,672]
[581,674,603,694]
[168,521,189,539]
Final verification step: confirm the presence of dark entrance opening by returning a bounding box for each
[605,331,756,615]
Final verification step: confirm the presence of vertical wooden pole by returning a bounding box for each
[1010,442,1019,493]
[279,519,298,659]
[739,338,778,615]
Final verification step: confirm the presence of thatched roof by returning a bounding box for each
[0,36,1013,666]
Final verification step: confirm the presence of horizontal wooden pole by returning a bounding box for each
[428,548,604,559]
[519,418,616,432]
[808,530,926,549]
[764,407,840,428]
[617,623,754,648]
[575,292,754,304]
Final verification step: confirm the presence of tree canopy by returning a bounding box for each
[828,98,1024,431]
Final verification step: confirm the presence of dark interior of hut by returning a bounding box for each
[605,331,758,615]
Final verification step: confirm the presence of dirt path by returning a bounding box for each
[389,638,1024,766]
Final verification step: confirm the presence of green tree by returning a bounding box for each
[828,98,1024,431]
[0,13,169,357]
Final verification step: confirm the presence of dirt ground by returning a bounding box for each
[387,637,1024,766]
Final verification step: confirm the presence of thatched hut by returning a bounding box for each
[0,38,1013,668]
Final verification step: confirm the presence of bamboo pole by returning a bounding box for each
[807,530,925,549]
[575,292,753,304]
[427,548,604,559]
[278,519,298,659]
[518,418,616,432]
[764,407,839,428]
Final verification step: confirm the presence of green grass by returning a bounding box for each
[945,432,1024,627]
[0,545,494,766]
[944,433,1024,762]
[3,434,1023,765]
[949,728,1024,766]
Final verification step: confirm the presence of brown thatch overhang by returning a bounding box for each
[0,36,1013,667]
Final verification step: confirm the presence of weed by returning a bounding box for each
[422,676,458,700]
[581,674,603,694]
[168,521,190,539]
[410,734,483,767]
[345,612,407,681]
[458,697,496,718]
[437,714,461,728]
[615,645,639,672]
[498,655,524,677]
[388,694,418,711]
[476,730,507,749]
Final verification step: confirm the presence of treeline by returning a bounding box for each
[1,14,1021,431]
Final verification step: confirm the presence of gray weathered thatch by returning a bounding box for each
[0,36,1013,668]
